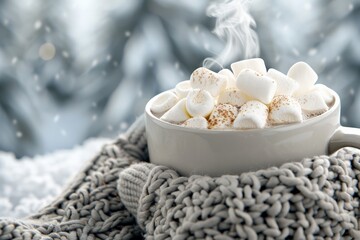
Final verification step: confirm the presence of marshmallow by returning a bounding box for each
[182,116,208,129]
[269,95,303,124]
[233,100,269,129]
[231,58,267,77]
[218,69,236,88]
[236,69,277,104]
[218,88,247,107]
[186,89,215,117]
[287,62,318,96]
[267,68,299,96]
[313,84,334,105]
[151,91,179,114]
[208,104,238,129]
[296,90,329,116]
[190,67,227,97]
[160,99,190,123]
[175,80,192,99]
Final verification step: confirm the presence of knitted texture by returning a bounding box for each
[0,116,148,240]
[1,114,360,240]
[118,150,360,240]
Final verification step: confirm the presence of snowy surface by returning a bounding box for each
[0,137,111,218]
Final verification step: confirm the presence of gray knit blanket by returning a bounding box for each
[1,116,360,240]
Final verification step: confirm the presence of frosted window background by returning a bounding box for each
[0,0,359,157]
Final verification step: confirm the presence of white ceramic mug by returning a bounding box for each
[145,88,360,177]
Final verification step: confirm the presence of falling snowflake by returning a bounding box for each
[174,62,180,69]
[62,51,69,58]
[349,4,354,11]
[292,48,300,56]
[53,115,60,123]
[3,18,9,26]
[341,116,348,124]
[16,132,23,138]
[120,122,128,130]
[204,42,210,50]
[34,20,42,30]
[11,57,18,65]
[304,3,312,11]
[92,59,98,67]
[194,25,199,33]
[62,11,68,19]
[350,88,355,96]
[308,48,317,56]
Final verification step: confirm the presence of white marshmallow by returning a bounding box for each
[231,58,267,77]
[151,91,179,114]
[313,84,334,106]
[236,69,277,104]
[208,104,238,129]
[190,67,227,97]
[186,89,215,117]
[233,101,269,129]
[218,88,247,107]
[160,99,190,123]
[296,90,329,116]
[267,68,299,96]
[175,80,192,99]
[218,69,236,88]
[182,116,208,129]
[269,95,303,124]
[287,62,318,96]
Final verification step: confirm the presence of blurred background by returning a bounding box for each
[0,0,359,157]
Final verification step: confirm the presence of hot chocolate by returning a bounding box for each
[150,58,334,130]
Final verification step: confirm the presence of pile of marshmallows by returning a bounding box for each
[150,58,334,129]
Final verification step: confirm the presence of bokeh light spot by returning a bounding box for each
[39,42,56,61]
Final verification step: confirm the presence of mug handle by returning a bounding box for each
[328,126,360,154]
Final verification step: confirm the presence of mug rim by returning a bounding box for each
[145,85,340,134]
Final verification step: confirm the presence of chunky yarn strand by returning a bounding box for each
[0,116,147,240]
[2,114,360,239]
[119,150,360,239]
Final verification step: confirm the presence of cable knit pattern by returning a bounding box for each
[1,114,360,239]
[119,150,360,240]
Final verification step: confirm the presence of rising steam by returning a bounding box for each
[203,0,259,69]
